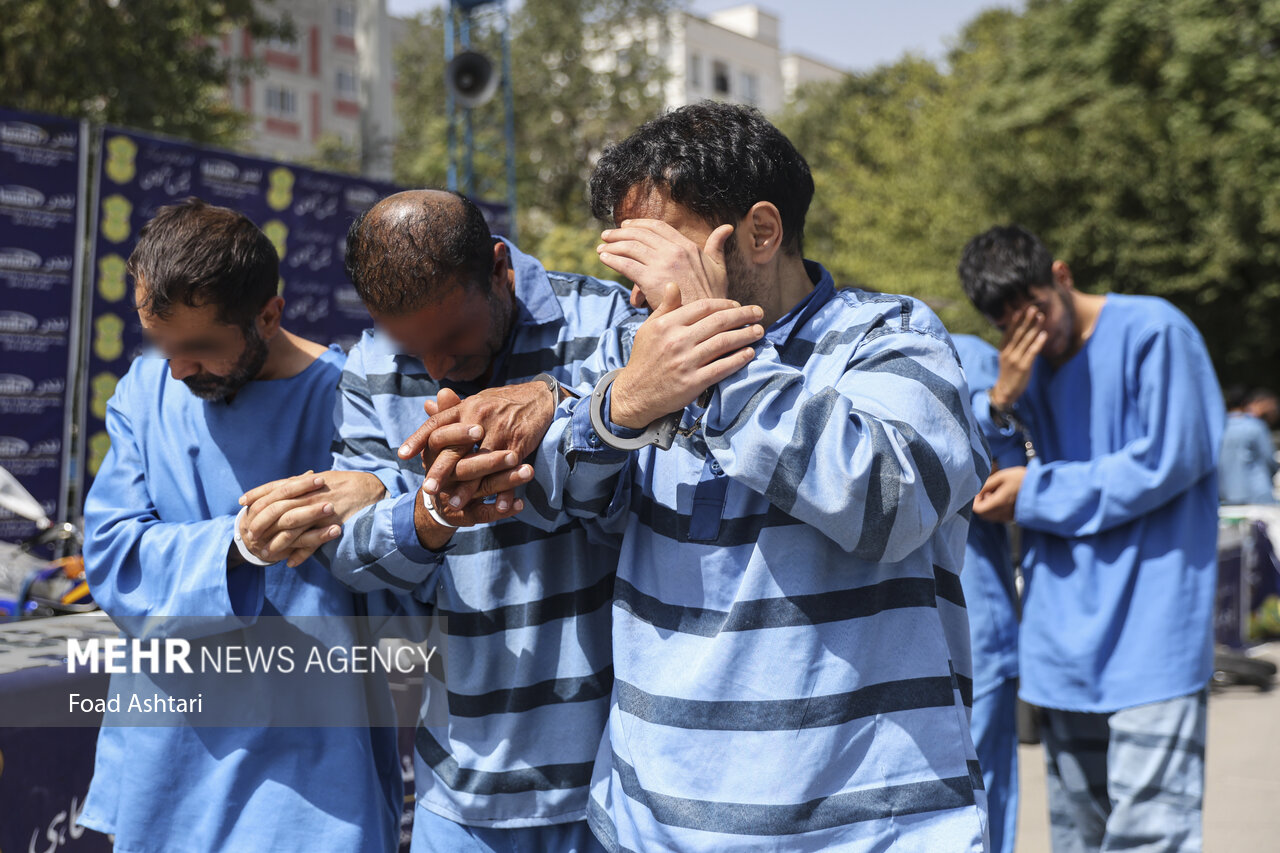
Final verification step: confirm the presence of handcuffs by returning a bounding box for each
[587,368,709,452]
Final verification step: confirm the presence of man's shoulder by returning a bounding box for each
[820,286,954,351]
[1107,293,1198,338]
[113,354,168,399]
[544,269,629,299]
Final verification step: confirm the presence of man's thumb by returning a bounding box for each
[653,282,682,316]
[706,223,735,261]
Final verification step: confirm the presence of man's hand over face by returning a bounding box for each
[597,218,734,309]
[238,470,387,568]
[973,466,1027,523]
[610,284,764,429]
[991,306,1046,410]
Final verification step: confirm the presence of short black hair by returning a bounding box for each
[1224,384,1250,410]
[345,190,493,315]
[129,197,278,329]
[589,101,814,256]
[958,224,1055,319]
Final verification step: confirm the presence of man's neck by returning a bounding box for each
[257,330,325,381]
[1050,290,1107,367]
[760,256,816,329]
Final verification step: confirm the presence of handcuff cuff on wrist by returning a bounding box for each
[989,399,1037,460]
[233,506,273,566]
[421,489,459,529]
[588,368,709,452]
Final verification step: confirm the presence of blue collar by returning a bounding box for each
[763,260,836,347]
[503,236,564,328]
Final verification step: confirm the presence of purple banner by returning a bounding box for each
[0,109,85,543]
[82,129,403,489]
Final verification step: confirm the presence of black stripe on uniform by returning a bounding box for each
[415,725,594,795]
[610,751,977,836]
[448,666,613,717]
[613,575,938,637]
[440,571,614,637]
[615,675,957,731]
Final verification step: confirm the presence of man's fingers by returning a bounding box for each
[285,525,342,568]
[240,472,320,507]
[427,423,484,452]
[693,346,757,389]
[457,497,525,527]
[471,465,534,500]
[608,218,695,248]
[688,305,765,341]
[276,501,338,531]
[692,325,765,366]
[247,495,323,540]
[452,450,521,485]
[597,252,648,284]
[399,408,463,459]
[423,446,467,493]
[665,297,746,326]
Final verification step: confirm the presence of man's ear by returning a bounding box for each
[1052,259,1074,291]
[741,201,784,265]
[490,240,511,293]
[258,295,285,339]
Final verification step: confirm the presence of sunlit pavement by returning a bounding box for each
[1014,641,1280,852]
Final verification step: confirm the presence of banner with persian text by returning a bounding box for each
[0,108,86,542]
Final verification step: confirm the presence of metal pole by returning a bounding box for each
[461,10,475,197]
[445,3,458,192]
[500,0,517,243]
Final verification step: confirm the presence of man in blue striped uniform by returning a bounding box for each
[243,189,642,852]
[415,103,993,852]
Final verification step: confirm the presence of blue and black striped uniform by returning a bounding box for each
[527,264,992,851]
[322,239,640,828]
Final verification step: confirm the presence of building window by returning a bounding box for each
[266,23,297,52]
[266,86,297,116]
[712,60,730,95]
[741,72,759,105]
[689,53,702,89]
[336,68,358,97]
[336,4,356,36]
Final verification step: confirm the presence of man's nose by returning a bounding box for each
[421,354,456,381]
[169,359,200,381]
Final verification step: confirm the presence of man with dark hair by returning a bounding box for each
[77,198,404,852]
[1221,385,1279,504]
[410,102,992,852]
[958,224,1224,853]
[238,188,667,853]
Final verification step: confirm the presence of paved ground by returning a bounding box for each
[1014,642,1280,851]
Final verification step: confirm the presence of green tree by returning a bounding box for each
[779,11,1018,338]
[0,0,288,145]
[963,0,1280,384]
[393,0,674,278]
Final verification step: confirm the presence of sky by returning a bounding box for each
[386,1,1020,73]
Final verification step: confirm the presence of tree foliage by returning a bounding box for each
[0,0,288,145]
[784,0,1280,385]
[393,0,674,279]
[963,0,1280,384]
